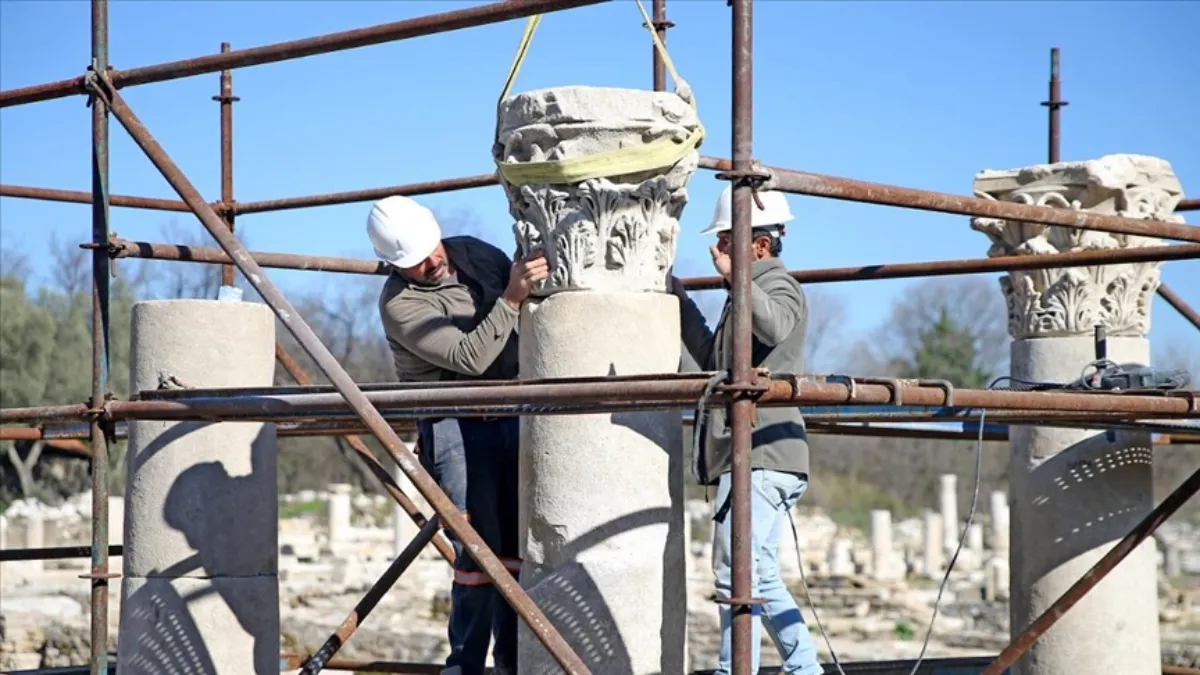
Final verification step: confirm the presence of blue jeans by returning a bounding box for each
[712,469,822,675]
[418,417,521,675]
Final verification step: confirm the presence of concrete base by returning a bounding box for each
[117,299,279,675]
[517,292,686,675]
[1008,336,1159,675]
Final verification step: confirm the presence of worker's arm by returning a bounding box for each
[748,272,806,347]
[382,293,518,377]
[382,252,548,376]
[671,276,717,369]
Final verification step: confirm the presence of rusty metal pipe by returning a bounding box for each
[273,343,454,564]
[233,173,498,214]
[299,516,442,674]
[87,3,112,672]
[101,236,1200,286]
[1157,283,1200,333]
[0,184,195,212]
[981,466,1200,675]
[0,544,123,563]
[651,0,669,92]
[1041,47,1066,164]
[10,165,1195,223]
[93,77,589,674]
[217,42,236,287]
[699,157,1200,243]
[727,1,756,672]
[3,375,1198,425]
[0,0,609,108]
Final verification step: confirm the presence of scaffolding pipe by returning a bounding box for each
[5,163,1197,223]
[0,184,196,212]
[3,404,1191,443]
[99,236,1200,287]
[216,42,237,287]
[86,74,589,674]
[727,1,756,672]
[86,2,112,672]
[3,374,1197,425]
[0,0,610,108]
[699,157,1200,243]
[1042,47,1067,164]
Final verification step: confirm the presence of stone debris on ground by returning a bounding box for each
[3,485,1198,671]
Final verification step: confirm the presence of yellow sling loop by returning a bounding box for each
[494,0,706,186]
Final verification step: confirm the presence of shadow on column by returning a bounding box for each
[119,422,276,674]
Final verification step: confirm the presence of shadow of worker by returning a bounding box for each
[118,422,278,675]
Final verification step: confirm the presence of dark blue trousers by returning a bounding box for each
[418,416,520,675]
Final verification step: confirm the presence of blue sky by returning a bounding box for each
[1,0,1197,369]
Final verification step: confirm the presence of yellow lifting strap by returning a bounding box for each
[494,0,706,187]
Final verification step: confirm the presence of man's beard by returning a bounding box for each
[414,260,449,285]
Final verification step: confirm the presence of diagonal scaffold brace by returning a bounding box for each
[78,68,592,675]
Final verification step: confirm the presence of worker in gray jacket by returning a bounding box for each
[669,184,822,675]
[368,195,547,675]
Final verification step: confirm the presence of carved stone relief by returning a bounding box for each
[969,154,1185,339]
[493,86,702,295]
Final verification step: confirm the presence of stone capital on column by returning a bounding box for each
[493,86,702,295]
[969,153,1184,339]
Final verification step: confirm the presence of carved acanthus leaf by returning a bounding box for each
[494,86,702,295]
[969,154,1185,339]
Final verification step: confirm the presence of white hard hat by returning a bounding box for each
[366,195,442,268]
[701,183,795,235]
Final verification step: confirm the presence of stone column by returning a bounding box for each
[923,511,944,579]
[989,490,1009,554]
[495,85,700,675]
[829,539,854,577]
[25,513,44,575]
[971,154,1183,675]
[939,473,958,554]
[116,299,278,675]
[327,483,352,552]
[870,509,898,581]
[967,523,985,558]
[109,496,126,547]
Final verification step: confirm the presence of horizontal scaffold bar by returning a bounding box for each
[97,235,1200,287]
[0,373,1195,425]
[0,0,608,108]
[700,157,1200,243]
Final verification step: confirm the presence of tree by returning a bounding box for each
[846,277,1010,379]
[895,307,994,388]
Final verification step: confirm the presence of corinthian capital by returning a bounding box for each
[493,86,701,295]
[969,154,1185,339]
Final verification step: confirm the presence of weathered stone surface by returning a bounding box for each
[516,292,686,675]
[494,86,702,295]
[970,153,1184,339]
[118,299,278,675]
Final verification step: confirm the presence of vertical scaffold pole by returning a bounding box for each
[87,1,112,672]
[729,1,756,673]
[215,42,238,288]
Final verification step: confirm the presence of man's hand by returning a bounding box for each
[710,245,732,281]
[502,251,550,309]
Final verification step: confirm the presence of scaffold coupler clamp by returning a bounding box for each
[714,162,773,211]
[82,58,115,108]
